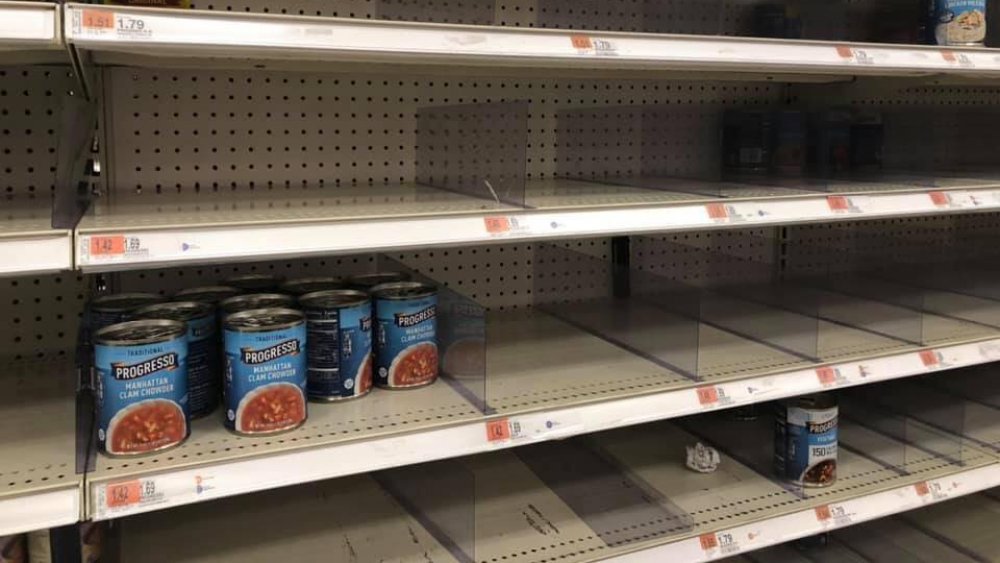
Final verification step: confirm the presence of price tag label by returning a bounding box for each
[101,478,161,515]
[816,366,840,386]
[706,203,729,222]
[483,216,530,237]
[698,532,718,551]
[81,9,115,30]
[486,418,512,442]
[570,35,616,55]
[89,235,125,256]
[930,191,982,209]
[915,480,952,502]
[919,349,941,367]
[836,45,874,65]
[696,386,734,408]
[699,531,741,556]
[815,504,853,527]
[941,50,974,68]
[725,203,770,222]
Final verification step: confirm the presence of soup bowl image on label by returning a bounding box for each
[107,399,188,456]
[235,382,308,434]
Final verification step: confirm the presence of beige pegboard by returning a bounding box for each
[632,228,778,286]
[0,272,91,362]
[0,66,76,198]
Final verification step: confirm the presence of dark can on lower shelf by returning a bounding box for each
[219,293,297,318]
[223,308,307,435]
[299,290,373,401]
[94,320,190,456]
[372,281,438,389]
[774,394,838,487]
[173,285,242,306]
[281,277,346,297]
[348,272,411,292]
[88,293,165,332]
[133,301,219,419]
[224,273,285,293]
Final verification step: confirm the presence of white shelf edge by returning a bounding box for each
[86,333,1000,520]
[0,232,74,277]
[605,462,1000,562]
[61,3,1000,77]
[0,1,60,48]
[75,187,1000,272]
[0,485,80,536]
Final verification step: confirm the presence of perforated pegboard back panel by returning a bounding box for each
[102,67,784,197]
[0,273,90,362]
[632,228,779,286]
[0,66,75,198]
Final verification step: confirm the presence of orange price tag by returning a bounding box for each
[485,418,511,442]
[105,480,140,509]
[914,481,930,496]
[706,203,728,220]
[571,35,594,49]
[941,50,957,62]
[81,9,115,29]
[814,505,832,521]
[89,235,125,256]
[929,191,950,206]
[699,533,718,550]
[827,196,850,212]
[484,216,511,234]
[816,366,837,385]
[919,350,940,367]
[835,45,854,59]
[696,386,719,406]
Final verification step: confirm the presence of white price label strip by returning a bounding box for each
[73,9,154,40]
[485,411,584,446]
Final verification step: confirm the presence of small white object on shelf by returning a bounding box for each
[686,442,721,473]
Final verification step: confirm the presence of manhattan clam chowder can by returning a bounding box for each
[95,320,190,456]
[774,394,838,487]
[372,281,439,389]
[224,308,307,435]
[299,290,373,401]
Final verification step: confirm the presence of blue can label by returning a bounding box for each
[224,324,307,434]
[374,294,438,388]
[774,404,838,486]
[185,313,219,418]
[95,337,189,455]
[305,303,373,400]
[935,0,986,44]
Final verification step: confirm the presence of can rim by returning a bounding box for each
[133,300,215,320]
[219,292,295,312]
[371,281,437,299]
[95,319,187,345]
[224,307,306,332]
[90,292,164,312]
[174,285,241,297]
[299,289,370,309]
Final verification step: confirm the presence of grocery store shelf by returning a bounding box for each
[85,298,1000,521]
[63,3,1000,80]
[0,1,59,47]
[0,196,73,276]
[74,177,1000,271]
[0,358,81,535]
[110,406,1000,563]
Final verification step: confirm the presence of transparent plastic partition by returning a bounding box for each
[632,234,925,352]
[377,255,489,413]
[415,101,528,209]
[534,242,821,381]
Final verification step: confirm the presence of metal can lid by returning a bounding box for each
[300,289,370,310]
[173,285,241,305]
[224,308,305,332]
[223,273,285,292]
[785,393,838,411]
[220,293,297,316]
[133,301,215,322]
[280,277,346,296]
[90,293,164,313]
[347,272,411,290]
[95,319,186,346]
[371,281,437,300]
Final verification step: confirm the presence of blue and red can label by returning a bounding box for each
[95,324,189,456]
[224,311,307,435]
[774,401,838,487]
[373,284,439,389]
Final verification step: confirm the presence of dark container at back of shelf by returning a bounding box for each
[774,110,806,177]
[850,110,884,172]
[809,109,852,178]
[723,110,773,177]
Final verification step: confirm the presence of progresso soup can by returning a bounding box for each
[94,320,189,456]
[223,308,307,435]
[299,290,373,401]
[774,394,838,487]
[348,272,411,292]
[219,293,297,318]
[224,273,285,293]
[281,277,345,296]
[88,293,165,332]
[133,301,219,419]
[372,282,438,389]
[932,0,987,45]
[173,285,241,306]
